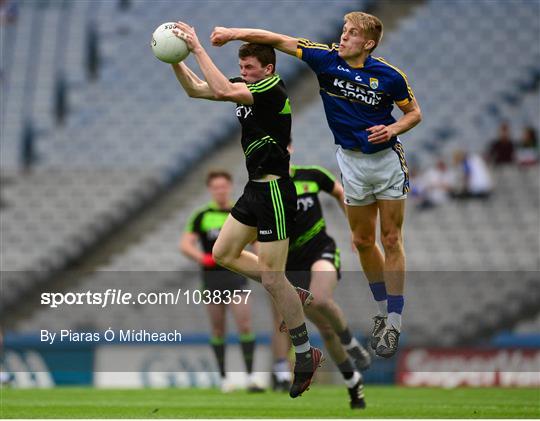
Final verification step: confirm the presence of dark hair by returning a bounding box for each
[206,170,233,186]
[238,43,276,72]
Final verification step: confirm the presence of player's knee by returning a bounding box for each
[212,244,229,267]
[260,271,281,292]
[238,325,252,335]
[311,294,332,312]
[352,234,376,252]
[381,231,402,252]
[211,328,225,338]
[317,324,335,342]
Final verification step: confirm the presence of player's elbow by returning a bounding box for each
[213,90,229,100]
[213,87,235,101]
[415,110,423,125]
[410,106,422,125]
[187,90,206,99]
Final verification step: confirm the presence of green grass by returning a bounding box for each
[1,386,539,418]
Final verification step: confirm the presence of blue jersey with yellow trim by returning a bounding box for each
[297,39,414,153]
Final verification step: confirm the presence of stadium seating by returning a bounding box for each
[0,0,363,309]
[3,0,538,348]
[13,161,539,347]
[374,0,540,159]
[514,312,540,335]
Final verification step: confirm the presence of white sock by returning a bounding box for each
[377,300,388,316]
[295,341,311,354]
[273,361,292,382]
[344,371,362,388]
[388,312,402,331]
[344,336,361,351]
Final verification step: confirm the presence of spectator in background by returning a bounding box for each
[516,126,539,167]
[0,0,18,24]
[0,0,17,84]
[487,122,514,165]
[416,158,454,210]
[452,150,493,199]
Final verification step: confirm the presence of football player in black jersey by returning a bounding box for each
[273,144,370,409]
[171,22,322,398]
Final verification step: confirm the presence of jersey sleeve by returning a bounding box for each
[184,210,203,234]
[390,69,415,107]
[312,166,337,193]
[296,38,337,74]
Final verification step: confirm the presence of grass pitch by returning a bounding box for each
[1,386,538,418]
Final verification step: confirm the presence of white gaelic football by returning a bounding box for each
[151,22,190,64]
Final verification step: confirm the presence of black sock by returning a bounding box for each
[289,323,309,353]
[240,333,256,374]
[210,337,226,378]
[289,323,311,360]
[337,359,355,381]
[337,327,353,346]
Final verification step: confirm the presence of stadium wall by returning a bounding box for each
[3,333,539,388]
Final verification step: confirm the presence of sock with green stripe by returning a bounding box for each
[239,333,256,374]
[210,336,226,378]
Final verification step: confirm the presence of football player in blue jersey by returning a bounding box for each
[211,11,422,358]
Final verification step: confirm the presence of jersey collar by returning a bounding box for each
[344,55,372,69]
[245,73,281,85]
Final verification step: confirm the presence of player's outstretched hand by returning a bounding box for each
[211,27,234,47]
[367,125,395,144]
[173,21,202,52]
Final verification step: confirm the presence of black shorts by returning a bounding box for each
[286,237,341,290]
[202,269,248,292]
[231,178,297,242]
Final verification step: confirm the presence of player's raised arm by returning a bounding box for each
[174,22,254,105]
[171,62,218,100]
[211,27,299,57]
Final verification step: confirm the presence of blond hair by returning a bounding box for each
[344,12,383,53]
